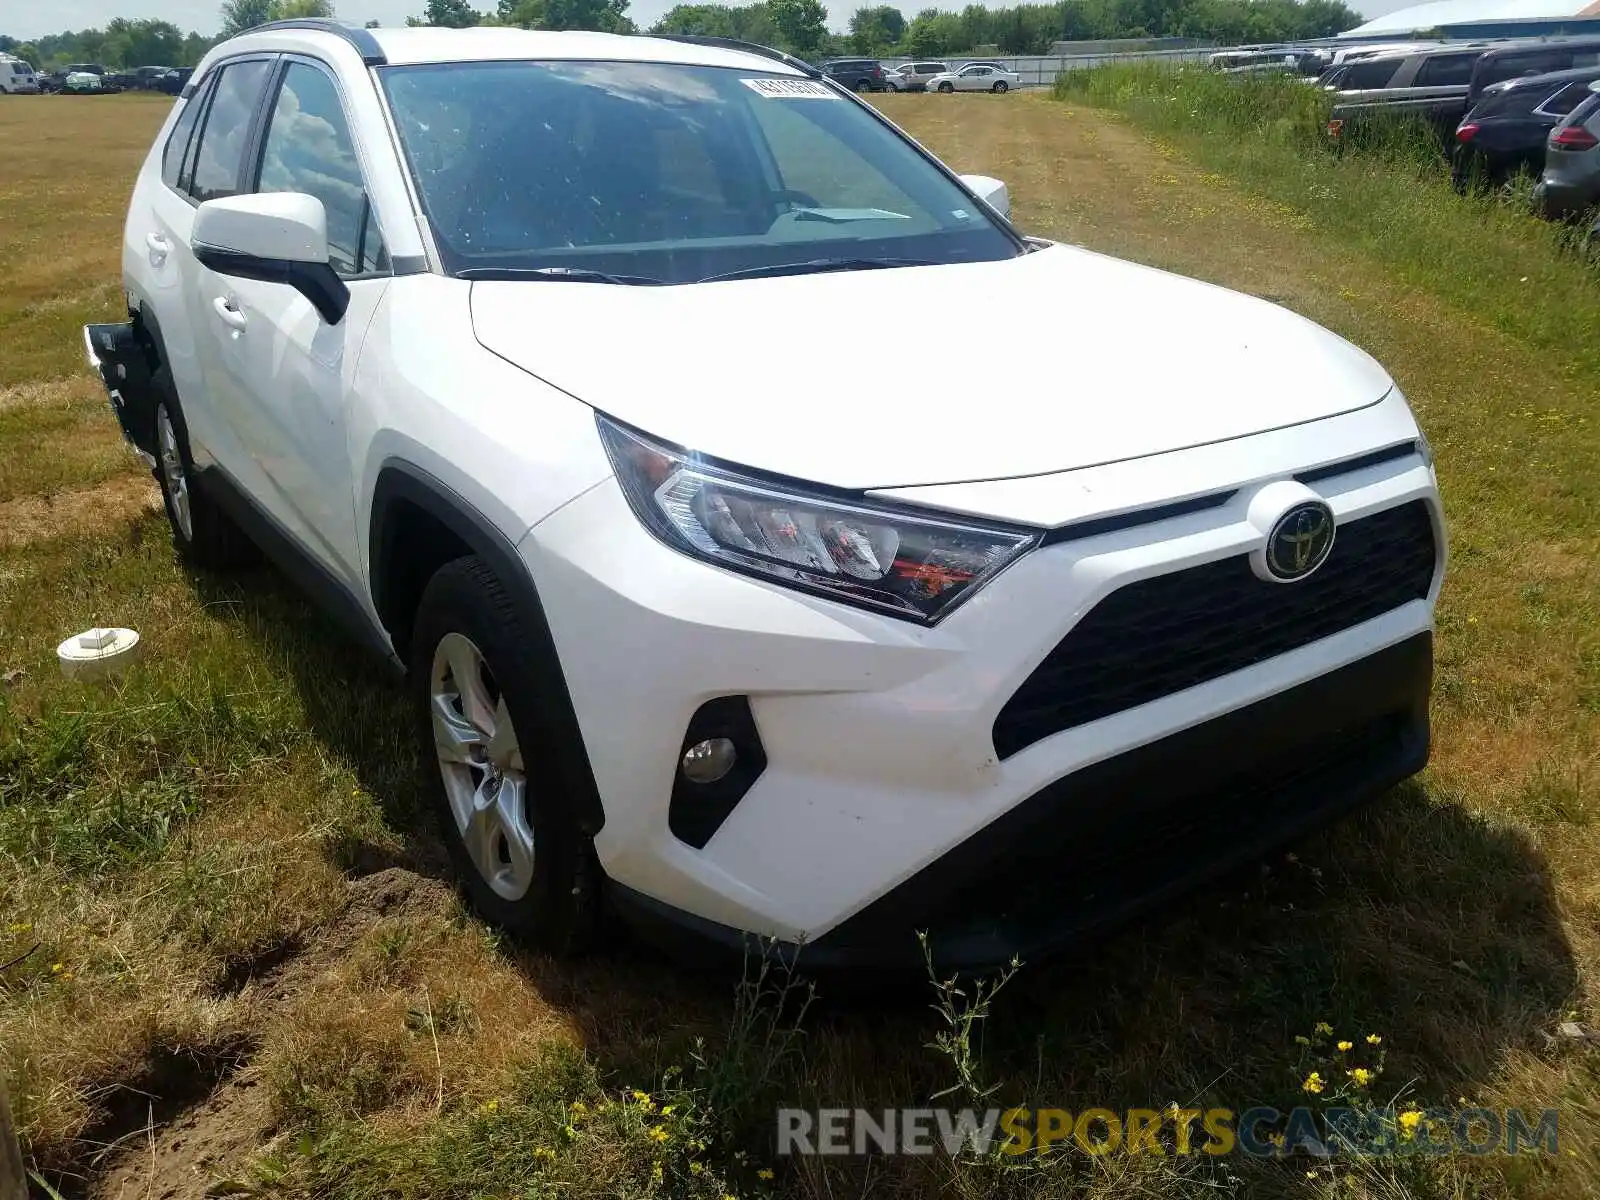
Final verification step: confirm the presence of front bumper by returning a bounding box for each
[614,631,1431,972]
[518,402,1443,969]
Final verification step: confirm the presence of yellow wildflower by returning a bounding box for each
[632,1089,650,1103]
[478,1098,499,1114]
[570,1100,588,1120]
[1293,1035,1310,1046]
[647,1125,669,1144]
[50,962,63,974]
[1302,1072,1325,1095]
[661,1104,675,1116]
[1336,1041,1353,1053]
[6,923,30,934]
[1366,1034,1382,1046]
[651,1163,664,1183]
[1266,1133,1285,1149]
[757,1168,775,1180]
[689,1160,704,1175]
[1314,1022,1334,1036]
[532,1147,556,1163]
[1398,1110,1422,1140]
[1348,1068,1373,1087]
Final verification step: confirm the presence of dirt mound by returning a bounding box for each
[85,868,457,1200]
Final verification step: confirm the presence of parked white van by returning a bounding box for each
[0,55,39,93]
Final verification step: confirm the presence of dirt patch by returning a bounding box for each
[83,870,459,1200]
[0,376,103,415]
[0,474,159,551]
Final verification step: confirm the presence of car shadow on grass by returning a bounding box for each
[188,561,1576,1193]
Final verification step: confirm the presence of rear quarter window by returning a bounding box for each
[1415,54,1477,87]
[1341,60,1398,89]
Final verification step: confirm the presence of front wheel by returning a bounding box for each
[937,81,954,93]
[412,555,601,954]
[855,80,871,93]
[992,80,1009,93]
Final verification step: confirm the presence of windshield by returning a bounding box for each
[380,60,1020,284]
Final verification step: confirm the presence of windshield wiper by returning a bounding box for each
[458,266,668,285]
[696,257,938,284]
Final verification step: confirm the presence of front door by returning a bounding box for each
[195,58,391,589]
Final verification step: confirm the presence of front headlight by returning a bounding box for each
[598,416,1037,624]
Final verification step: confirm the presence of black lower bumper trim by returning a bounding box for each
[610,633,1433,974]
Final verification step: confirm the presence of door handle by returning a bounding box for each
[145,232,169,266]
[212,295,247,330]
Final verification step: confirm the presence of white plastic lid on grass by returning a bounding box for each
[57,627,141,680]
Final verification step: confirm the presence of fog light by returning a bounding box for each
[681,737,737,785]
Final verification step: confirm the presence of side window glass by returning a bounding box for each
[161,77,211,191]
[1542,83,1585,116]
[1416,55,1476,87]
[257,61,388,277]
[190,59,273,203]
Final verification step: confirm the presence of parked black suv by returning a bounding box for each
[821,58,888,92]
[1454,64,1600,188]
[1466,37,1600,111]
[155,66,193,94]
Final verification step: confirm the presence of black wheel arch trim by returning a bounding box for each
[370,459,607,836]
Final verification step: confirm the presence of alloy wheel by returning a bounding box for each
[430,631,535,901]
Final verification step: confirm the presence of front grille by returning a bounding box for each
[992,500,1437,758]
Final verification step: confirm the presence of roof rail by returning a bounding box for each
[645,33,821,78]
[246,18,387,65]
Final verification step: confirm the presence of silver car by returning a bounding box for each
[1538,80,1600,217]
[886,60,950,92]
[927,63,1020,93]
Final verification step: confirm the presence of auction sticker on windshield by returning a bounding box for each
[742,78,839,99]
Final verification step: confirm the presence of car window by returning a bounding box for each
[1340,59,1397,89]
[381,60,1017,284]
[189,59,273,203]
[161,83,209,190]
[1415,54,1477,87]
[1539,82,1591,116]
[1479,51,1562,88]
[256,61,388,277]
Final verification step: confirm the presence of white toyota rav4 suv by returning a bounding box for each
[87,20,1445,972]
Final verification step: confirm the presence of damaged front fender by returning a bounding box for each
[83,321,158,467]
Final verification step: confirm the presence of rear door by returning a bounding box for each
[195,55,392,585]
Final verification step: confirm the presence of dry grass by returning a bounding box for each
[0,90,1596,1200]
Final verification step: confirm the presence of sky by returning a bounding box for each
[0,0,1418,43]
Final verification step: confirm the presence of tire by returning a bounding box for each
[938,81,954,93]
[992,80,1009,93]
[855,80,871,93]
[411,555,600,955]
[149,369,257,568]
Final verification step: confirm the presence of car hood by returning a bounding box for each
[469,243,1393,490]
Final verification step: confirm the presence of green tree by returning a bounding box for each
[220,0,334,36]
[11,42,41,66]
[768,0,826,54]
[848,4,904,53]
[413,0,482,24]
[499,0,632,30]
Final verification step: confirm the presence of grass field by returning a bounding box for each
[0,87,1597,1200]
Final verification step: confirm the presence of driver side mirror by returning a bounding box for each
[191,192,350,325]
[959,174,1011,220]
